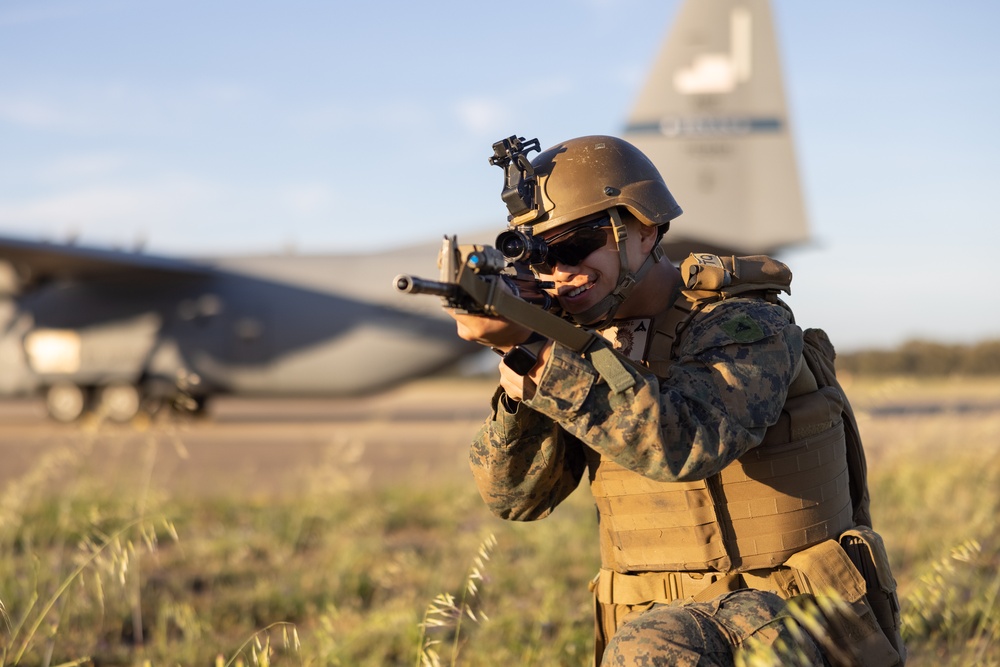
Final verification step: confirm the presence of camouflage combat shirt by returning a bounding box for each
[470,295,803,521]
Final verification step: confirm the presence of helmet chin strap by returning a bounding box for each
[570,207,664,328]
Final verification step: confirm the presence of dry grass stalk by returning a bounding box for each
[415,533,497,667]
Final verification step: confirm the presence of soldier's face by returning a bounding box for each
[536,215,648,316]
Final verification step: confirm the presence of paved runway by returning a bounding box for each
[3,376,998,500]
[0,378,498,499]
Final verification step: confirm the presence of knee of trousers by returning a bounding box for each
[602,606,713,667]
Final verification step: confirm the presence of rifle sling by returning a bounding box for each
[473,276,637,394]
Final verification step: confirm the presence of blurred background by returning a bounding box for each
[2,0,998,351]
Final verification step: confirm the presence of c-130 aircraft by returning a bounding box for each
[0,0,807,421]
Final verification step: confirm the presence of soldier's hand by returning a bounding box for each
[444,270,534,349]
[448,310,532,350]
[498,340,551,402]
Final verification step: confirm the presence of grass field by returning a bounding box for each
[1,376,998,666]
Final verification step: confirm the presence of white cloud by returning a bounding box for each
[0,82,254,135]
[36,153,131,182]
[280,184,335,217]
[0,179,216,243]
[454,97,511,135]
[292,97,433,136]
[0,96,68,128]
[0,176,351,254]
[203,83,250,105]
[532,77,575,99]
[451,78,576,137]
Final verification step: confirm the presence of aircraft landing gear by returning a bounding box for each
[46,382,90,423]
[42,379,205,422]
[96,382,142,423]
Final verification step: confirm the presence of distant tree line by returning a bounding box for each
[836,339,1000,376]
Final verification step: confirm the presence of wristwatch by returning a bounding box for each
[501,332,548,376]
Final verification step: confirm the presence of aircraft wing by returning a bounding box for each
[208,229,500,312]
[0,235,211,289]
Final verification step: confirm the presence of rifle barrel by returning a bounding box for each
[393,274,459,299]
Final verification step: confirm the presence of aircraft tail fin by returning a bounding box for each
[624,0,809,256]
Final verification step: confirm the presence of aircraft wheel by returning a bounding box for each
[171,393,209,417]
[46,382,88,422]
[97,383,142,423]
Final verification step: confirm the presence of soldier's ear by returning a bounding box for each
[636,221,659,254]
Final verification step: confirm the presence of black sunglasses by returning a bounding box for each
[540,216,612,270]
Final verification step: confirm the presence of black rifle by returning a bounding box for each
[393,236,636,392]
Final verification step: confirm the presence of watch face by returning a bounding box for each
[502,346,538,376]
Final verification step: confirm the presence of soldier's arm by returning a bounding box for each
[469,387,588,520]
[449,309,533,350]
[521,299,803,482]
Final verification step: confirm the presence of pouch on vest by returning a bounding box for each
[785,538,903,667]
[841,526,907,663]
[680,253,792,296]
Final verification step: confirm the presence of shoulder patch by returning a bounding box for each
[720,313,765,343]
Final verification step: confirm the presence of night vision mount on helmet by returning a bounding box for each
[489,135,542,222]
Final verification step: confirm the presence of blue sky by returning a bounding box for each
[2,1,998,349]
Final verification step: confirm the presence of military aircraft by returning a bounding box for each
[0,0,807,421]
[0,236,484,421]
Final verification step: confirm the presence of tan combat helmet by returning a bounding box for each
[510,135,682,235]
[503,135,683,327]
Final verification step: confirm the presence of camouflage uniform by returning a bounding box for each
[470,295,829,665]
[471,296,799,520]
[602,590,825,666]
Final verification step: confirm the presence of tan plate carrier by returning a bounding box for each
[589,254,905,666]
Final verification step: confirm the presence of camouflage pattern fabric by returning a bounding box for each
[469,297,803,520]
[602,590,826,667]
[468,296,813,662]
